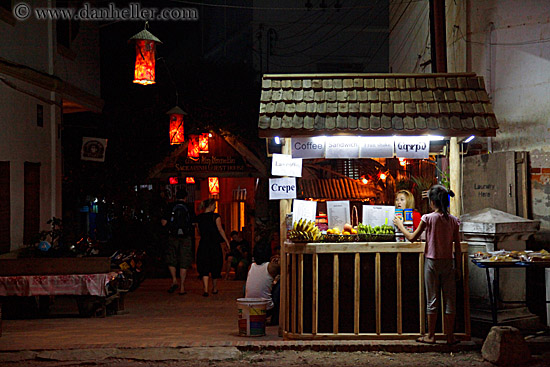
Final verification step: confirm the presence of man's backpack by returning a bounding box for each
[169,203,192,236]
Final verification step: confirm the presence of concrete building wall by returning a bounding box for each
[389,0,550,240]
[252,0,389,74]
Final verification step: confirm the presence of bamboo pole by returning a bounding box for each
[449,137,461,216]
[298,254,304,334]
[396,252,402,334]
[354,253,360,335]
[333,254,339,334]
[312,254,318,335]
[375,253,381,334]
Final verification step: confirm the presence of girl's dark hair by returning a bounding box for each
[428,185,455,217]
[200,198,216,211]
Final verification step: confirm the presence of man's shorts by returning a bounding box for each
[165,235,193,269]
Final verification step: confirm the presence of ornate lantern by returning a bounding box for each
[129,26,162,85]
[186,177,195,184]
[167,106,186,145]
[199,133,209,153]
[188,134,200,159]
[169,177,179,185]
[208,177,220,195]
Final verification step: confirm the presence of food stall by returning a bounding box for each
[258,73,499,340]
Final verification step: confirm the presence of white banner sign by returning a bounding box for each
[271,154,302,177]
[394,136,430,159]
[326,201,350,230]
[359,137,394,158]
[292,199,317,223]
[362,205,395,227]
[291,137,326,159]
[325,137,360,158]
[269,177,297,200]
[81,137,108,162]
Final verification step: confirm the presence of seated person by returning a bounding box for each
[224,231,250,280]
[245,240,280,326]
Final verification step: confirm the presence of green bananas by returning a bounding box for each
[357,223,395,235]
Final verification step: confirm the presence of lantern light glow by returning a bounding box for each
[199,133,209,153]
[169,177,178,185]
[167,106,187,145]
[186,177,195,184]
[188,135,200,159]
[208,177,220,195]
[129,27,162,86]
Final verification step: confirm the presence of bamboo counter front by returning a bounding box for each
[280,241,470,341]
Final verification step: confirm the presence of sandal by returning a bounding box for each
[416,336,436,344]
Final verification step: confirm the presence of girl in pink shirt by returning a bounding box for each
[393,185,461,345]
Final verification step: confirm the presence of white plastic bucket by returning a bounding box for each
[237,298,269,336]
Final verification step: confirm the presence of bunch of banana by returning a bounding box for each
[288,219,321,242]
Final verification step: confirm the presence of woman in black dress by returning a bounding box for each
[196,199,230,296]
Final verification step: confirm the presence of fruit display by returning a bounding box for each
[288,219,322,242]
[357,223,395,235]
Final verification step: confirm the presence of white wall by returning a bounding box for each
[389,0,550,240]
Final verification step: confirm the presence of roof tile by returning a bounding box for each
[357,90,368,101]
[261,90,272,102]
[457,77,468,89]
[405,102,417,114]
[385,78,397,89]
[468,77,480,89]
[483,103,494,114]
[394,102,405,114]
[323,79,333,89]
[370,116,381,129]
[379,90,390,102]
[266,102,276,114]
[348,115,358,129]
[436,77,446,88]
[292,80,302,89]
[375,78,385,89]
[338,102,349,113]
[465,90,478,102]
[285,103,296,114]
[474,116,488,130]
[336,115,347,128]
[390,90,401,102]
[416,78,427,89]
[403,116,415,130]
[476,90,489,102]
[327,102,338,114]
[392,116,404,130]
[439,116,451,129]
[428,103,439,115]
[426,116,437,129]
[426,78,436,89]
[343,79,354,89]
[294,90,304,101]
[271,80,281,88]
[314,115,325,129]
[364,78,375,89]
[262,79,271,88]
[272,89,283,101]
[317,102,327,114]
[306,103,317,114]
[382,103,393,114]
[283,90,294,101]
[303,89,314,102]
[312,79,322,89]
[462,103,474,115]
[371,102,382,114]
[353,78,363,88]
[296,102,307,114]
[411,90,422,102]
[368,90,379,102]
[271,116,282,129]
[455,91,466,102]
[314,90,325,101]
[381,115,392,129]
[333,79,343,89]
[487,116,498,129]
[292,115,304,128]
[358,116,369,129]
[276,102,285,113]
[450,116,461,129]
[259,103,266,114]
[349,102,360,113]
[449,102,462,114]
[326,116,336,129]
[406,77,416,89]
[326,90,337,102]
[444,90,456,101]
[463,117,474,129]
[415,116,427,129]
[439,102,449,114]
[446,78,457,89]
[433,90,445,102]
[303,79,312,89]
[477,76,486,90]
[304,115,314,129]
[259,115,270,129]
[282,80,292,89]
[401,90,411,102]
[417,102,428,114]
[359,102,371,114]
[472,103,485,114]
[396,78,407,89]
[337,90,348,101]
[422,90,434,102]
[348,90,357,101]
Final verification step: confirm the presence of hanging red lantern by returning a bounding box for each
[208,177,220,195]
[129,26,162,85]
[166,106,187,145]
[188,134,200,159]
[186,177,195,184]
[169,177,179,185]
[199,133,209,153]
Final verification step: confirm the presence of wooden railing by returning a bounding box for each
[281,242,470,340]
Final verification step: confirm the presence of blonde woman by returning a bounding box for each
[196,199,230,296]
[395,189,421,229]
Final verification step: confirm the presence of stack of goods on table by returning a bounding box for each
[471,249,550,263]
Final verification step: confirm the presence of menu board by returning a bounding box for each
[327,201,350,230]
[292,199,317,223]
[325,137,360,159]
[359,137,394,158]
[394,136,430,159]
[362,205,395,227]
